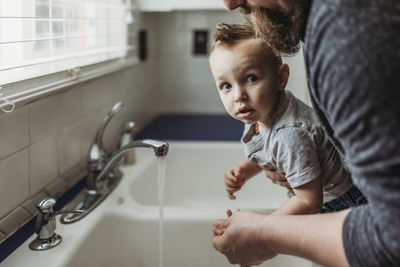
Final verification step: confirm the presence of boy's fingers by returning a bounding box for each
[227,192,236,199]
[226,209,233,217]
[226,173,239,183]
[230,174,240,183]
[212,227,219,236]
[227,186,241,194]
[229,168,237,178]
[226,179,241,188]
[214,228,225,235]
[213,218,229,234]
[213,218,227,229]
[233,168,244,179]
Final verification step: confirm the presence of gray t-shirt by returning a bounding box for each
[241,90,352,203]
[303,0,400,266]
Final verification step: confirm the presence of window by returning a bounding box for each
[0,0,137,112]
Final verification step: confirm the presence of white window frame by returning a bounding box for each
[0,0,139,113]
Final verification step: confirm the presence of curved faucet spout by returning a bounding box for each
[95,102,124,156]
[96,139,169,183]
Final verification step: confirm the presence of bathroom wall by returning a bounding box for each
[154,10,310,114]
[0,14,159,241]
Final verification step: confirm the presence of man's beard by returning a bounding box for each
[240,1,309,56]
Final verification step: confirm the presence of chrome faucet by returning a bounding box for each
[60,102,169,224]
[29,198,82,251]
[95,139,169,184]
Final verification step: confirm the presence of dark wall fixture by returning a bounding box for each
[193,30,209,56]
[139,29,147,61]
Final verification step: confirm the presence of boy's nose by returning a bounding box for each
[234,86,248,102]
[223,0,245,10]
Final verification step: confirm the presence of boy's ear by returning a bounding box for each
[278,64,289,91]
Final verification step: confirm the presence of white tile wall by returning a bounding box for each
[30,95,60,144]
[58,123,82,174]
[0,12,160,225]
[99,74,125,109]
[58,88,82,130]
[79,115,99,160]
[0,107,30,159]
[30,137,58,195]
[80,81,100,118]
[0,149,30,218]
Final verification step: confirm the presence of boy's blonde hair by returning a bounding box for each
[211,23,282,68]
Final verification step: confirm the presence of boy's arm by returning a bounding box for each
[237,159,263,178]
[271,176,323,215]
[270,127,324,215]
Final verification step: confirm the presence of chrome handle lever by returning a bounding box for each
[87,102,124,191]
[94,101,124,158]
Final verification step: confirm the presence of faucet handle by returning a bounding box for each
[36,197,56,213]
[95,102,124,157]
[86,102,124,191]
[36,197,82,216]
[118,121,137,165]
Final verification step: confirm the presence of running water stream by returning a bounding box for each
[157,157,167,267]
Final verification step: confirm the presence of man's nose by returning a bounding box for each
[223,0,245,10]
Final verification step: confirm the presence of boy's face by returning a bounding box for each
[210,39,286,126]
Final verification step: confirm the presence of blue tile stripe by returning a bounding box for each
[137,114,243,141]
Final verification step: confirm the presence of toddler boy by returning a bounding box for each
[209,23,366,214]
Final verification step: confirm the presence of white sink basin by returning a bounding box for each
[65,213,312,267]
[3,142,315,267]
[130,142,288,211]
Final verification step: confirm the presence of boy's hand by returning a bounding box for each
[225,166,247,199]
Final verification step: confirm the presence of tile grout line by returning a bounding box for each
[28,105,32,197]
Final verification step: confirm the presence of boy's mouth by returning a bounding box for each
[237,107,255,119]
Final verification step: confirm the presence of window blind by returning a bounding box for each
[0,0,135,87]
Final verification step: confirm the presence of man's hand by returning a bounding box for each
[212,209,351,267]
[212,209,278,266]
[263,168,291,189]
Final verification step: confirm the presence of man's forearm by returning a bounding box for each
[262,210,351,267]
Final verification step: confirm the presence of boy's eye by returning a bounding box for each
[247,75,258,83]
[221,82,232,90]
